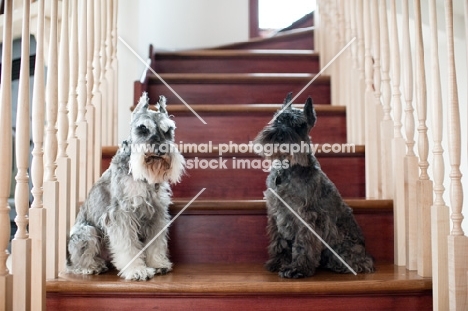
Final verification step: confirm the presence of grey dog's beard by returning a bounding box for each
[129,150,185,184]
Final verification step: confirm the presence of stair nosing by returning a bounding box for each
[169,199,393,213]
[160,104,344,114]
[147,73,329,84]
[154,49,318,58]
[46,263,430,295]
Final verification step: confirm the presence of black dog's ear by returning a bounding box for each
[304,97,316,128]
[282,92,293,110]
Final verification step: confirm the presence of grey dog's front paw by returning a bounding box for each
[119,265,156,281]
[154,267,171,275]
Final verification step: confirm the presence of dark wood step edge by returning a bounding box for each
[46,263,431,295]
[147,73,330,84]
[169,199,393,214]
[130,104,344,114]
[154,49,318,58]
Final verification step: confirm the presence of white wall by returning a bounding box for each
[117,0,249,142]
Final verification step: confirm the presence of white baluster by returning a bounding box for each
[379,0,393,200]
[445,0,468,309]
[370,0,384,198]
[44,0,59,279]
[355,0,365,145]
[105,0,115,144]
[401,0,418,271]
[364,0,378,199]
[86,0,96,191]
[100,0,108,146]
[57,0,71,274]
[68,0,80,226]
[29,0,47,308]
[429,0,449,309]
[413,0,432,278]
[77,0,88,202]
[0,0,14,309]
[112,0,119,145]
[93,0,103,181]
[12,0,32,309]
[390,0,406,267]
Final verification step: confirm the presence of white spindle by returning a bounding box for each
[86,0,96,191]
[413,0,432,278]
[429,0,450,309]
[390,0,406,267]
[112,0,119,145]
[68,0,80,226]
[44,0,59,279]
[12,0,32,309]
[57,0,71,273]
[401,0,418,271]
[379,0,393,200]
[105,0,114,144]
[370,0,383,199]
[77,0,88,202]
[355,0,365,145]
[29,0,47,308]
[0,0,14,309]
[445,0,468,309]
[363,0,378,199]
[100,0,108,146]
[93,0,103,181]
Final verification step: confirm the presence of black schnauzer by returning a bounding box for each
[254,92,375,278]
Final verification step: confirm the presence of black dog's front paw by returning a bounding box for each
[265,258,282,272]
[279,266,313,279]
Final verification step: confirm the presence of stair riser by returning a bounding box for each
[47,292,432,311]
[171,155,365,199]
[172,111,346,144]
[101,154,365,198]
[145,81,330,105]
[169,210,393,264]
[153,56,319,74]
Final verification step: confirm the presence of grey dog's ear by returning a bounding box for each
[155,95,168,115]
[282,92,293,110]
[132,92,149,122]
[304,96,316,128]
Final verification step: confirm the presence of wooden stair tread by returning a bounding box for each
[47,263,431,295]
[211,27,315,49]
[169,199,393,213]
[134,103,343,113]
[154,49,318,58]
[148,73,329,84]
[159,103,343,113]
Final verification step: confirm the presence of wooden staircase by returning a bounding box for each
[46,15,432,310]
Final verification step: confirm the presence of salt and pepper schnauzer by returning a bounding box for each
[67,93,185,281]
[254,92,375,278]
